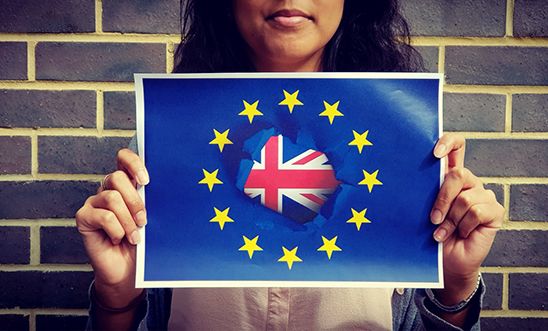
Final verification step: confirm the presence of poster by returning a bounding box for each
[135,73,443,288]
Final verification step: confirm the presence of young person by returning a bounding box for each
[77,1,504,330]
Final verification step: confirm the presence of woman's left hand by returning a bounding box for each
[431,133,504,305]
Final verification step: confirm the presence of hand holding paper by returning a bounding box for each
[430,133,503,307]
[75,149,147,308]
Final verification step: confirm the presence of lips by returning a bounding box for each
[267,9,313,28]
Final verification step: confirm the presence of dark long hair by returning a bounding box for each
[173,0,423,73]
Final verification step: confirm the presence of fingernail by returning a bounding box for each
[434,228,447,242]
[434,144,446,158]
[135,210,147,226]
[137,169,150,185]
[431,209,443,224]
[130,230,141,245]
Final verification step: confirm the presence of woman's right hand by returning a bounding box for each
[75,148,149,308]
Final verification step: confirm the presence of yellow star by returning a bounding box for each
[209,129,233,152]
[198,168,223,192]
[317,236,342,259]
[348,130,373,153]
[238,235,263,259]
[319,100,343,124]
[209,207,234,230]
[278,89,303,113]
[238,100,263,123]
[358,169,383,193]
[346,208,371,231]
[278,246,302,270]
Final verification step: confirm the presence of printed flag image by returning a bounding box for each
[241,132,341,224]
[135,73,443,288]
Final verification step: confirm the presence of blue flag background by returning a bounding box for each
[137,73,442,287]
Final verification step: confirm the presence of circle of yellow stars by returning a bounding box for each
[197,88,384,270]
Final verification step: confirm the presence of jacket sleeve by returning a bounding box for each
[392,277,485,331]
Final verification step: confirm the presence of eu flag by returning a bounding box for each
[136,73,442,288]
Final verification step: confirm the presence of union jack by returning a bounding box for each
[244,135,340,223]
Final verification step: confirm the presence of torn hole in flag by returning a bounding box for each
[237,129,341,224]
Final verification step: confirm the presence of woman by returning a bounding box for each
[77,1,504,330]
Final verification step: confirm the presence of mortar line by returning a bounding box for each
[29,224,40,265]
[410,36,547,47]
[502,221,548,230]
[444,85,548,94]
[451,132,548,139]
[0,308,88,315]
[481,310,548,318]
[5,80,547,94]
[0,219,76,227]
[0,33,182,43]
[437,46,445,74]
[502,184,511,224]
[96,90,104,134]
[505,93,513,133]
[0,34,542,45]
[502,273,509,310]
[29,310,36,331]
[497,223,548,230]
[481,267,548,273]
[32,309,89,316]
[506,0,515,37]
[479,177,548,185]
[0,80,134,91]
[0,264,92,272]
[95,0,103,33]
[30,133,38,178]
[0,174,103,181]
[26,41,36,81]
[166,42,175,73]
[0,128,135,137]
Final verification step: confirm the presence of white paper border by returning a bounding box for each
[134,72,444,289]
[135,74,147,287]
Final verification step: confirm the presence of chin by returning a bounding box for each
[265,39,321,59]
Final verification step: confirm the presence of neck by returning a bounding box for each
[251,50,324,72]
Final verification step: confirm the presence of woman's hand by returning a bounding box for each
[430,133,504,306]
[75,148,149,308]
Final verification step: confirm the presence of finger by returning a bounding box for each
[108,170,147,227]
[433,216,459,242]
[90,190,140,245]
[445,186,490,229]
[433,133,466,169]
[456,202,504,239]
[430,167,481,225]
[117,148,149,186]
[76,205,125,245]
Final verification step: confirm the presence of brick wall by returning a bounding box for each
[0,0,546,330]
